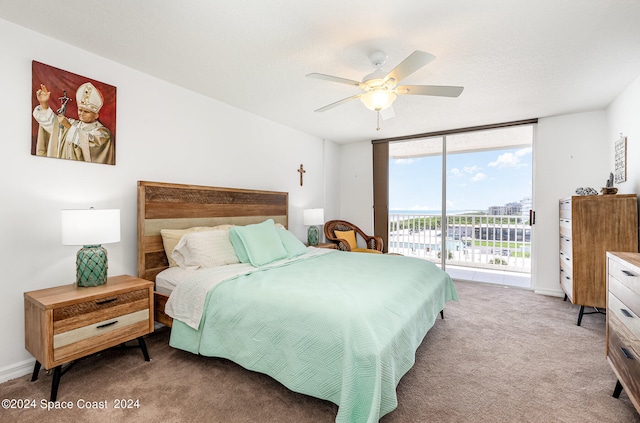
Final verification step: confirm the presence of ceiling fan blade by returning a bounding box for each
[314,94,362,112]
[396,85,464,97]
[383,51,436,85]
[306,73,363,87]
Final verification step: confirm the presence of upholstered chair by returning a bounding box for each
[324,220,383,253]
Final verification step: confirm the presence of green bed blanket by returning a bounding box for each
[169,250,457,422]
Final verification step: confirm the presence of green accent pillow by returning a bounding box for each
[229,227,250,263]
[230,219,288,267]
[276,227,308,258]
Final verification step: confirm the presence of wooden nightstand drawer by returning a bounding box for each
[54,288,149,333]
[54,310,150,363]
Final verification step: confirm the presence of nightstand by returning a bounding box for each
[24,274,154,401]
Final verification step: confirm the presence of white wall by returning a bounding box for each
[606,74,640,256]
[607,75,640,197]
[338,142,375,233]
[0,19,339,380]
[533,111,608,296]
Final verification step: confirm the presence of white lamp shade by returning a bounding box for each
[61,209,121,246]
[303,208,325,226]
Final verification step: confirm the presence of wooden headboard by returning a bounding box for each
[137,181,289,283]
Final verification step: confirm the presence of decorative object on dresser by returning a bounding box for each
[303,208,324,246]
[575,187,598,196]
[61,208,121,287]
[559,195,638,325]
[24,275,154,401]
[606,252,640,413]
[601,172,618,195]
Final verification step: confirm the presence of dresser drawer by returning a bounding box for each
[609,292,640,339]
[53,288,149,334]
[559,234,572,257]
[609,258,640,296]
[559,199,572,220]
[560,258,573,300]
[559,220,572,238]
[608,316,640,402]
[559,248,572,268]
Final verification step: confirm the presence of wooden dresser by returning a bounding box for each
[559,194,638,325]
[607,252,640,413]
[24,274,154,400]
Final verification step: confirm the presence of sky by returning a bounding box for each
[389,147,532,212]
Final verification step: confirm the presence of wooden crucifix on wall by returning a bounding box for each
[298,164,306,186]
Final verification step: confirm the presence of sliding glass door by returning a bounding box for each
[385,124,534,283]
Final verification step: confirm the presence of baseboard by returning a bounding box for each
[534,287,565,298]
[0,358,35,384]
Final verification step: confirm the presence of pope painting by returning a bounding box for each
[31,61,117,165]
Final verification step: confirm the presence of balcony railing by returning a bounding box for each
[388,213,531,273]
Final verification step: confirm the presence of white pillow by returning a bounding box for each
[161,224,234,267]
[172,229,240,269]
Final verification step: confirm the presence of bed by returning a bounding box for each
[137,181,458,423]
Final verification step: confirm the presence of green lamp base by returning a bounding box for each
[307,225,320,246]
[76,245,108,287]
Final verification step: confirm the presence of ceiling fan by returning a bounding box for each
[307,50,464,129]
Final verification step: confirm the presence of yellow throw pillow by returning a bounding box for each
[334,230,357,250]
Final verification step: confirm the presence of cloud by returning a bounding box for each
[463,165,480,173]
[450,168,462,176]
[488,147,532,168]
[471,172,487,182]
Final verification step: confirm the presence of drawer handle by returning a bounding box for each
[621,309,633,318]
[96,320,118,329]
[621,270,636,277]
[95,297,118,305]
[621,347,634,360]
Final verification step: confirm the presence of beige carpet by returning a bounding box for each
[2,281,639,422]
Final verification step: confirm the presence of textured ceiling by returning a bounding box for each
[2,0,640,144]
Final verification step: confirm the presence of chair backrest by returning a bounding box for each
[324,220,382,251]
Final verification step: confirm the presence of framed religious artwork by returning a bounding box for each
[614,134,627,184]
[31,61,117,165]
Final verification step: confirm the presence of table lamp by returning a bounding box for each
[61,208,121,287]
[303,208,324,246]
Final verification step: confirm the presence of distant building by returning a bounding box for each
[488,201,522,216]
[520,196,532,222]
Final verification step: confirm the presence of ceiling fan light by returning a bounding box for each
[360,90,396,111]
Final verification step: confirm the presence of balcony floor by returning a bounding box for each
[445,265,531,289]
